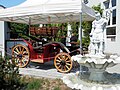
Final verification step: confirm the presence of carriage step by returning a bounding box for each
[31,59,44,63]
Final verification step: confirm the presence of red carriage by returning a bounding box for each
[8,26,80,73]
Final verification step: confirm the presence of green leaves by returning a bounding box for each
[92,4,103,15]
[9,22,29,39]
[0,56,20,89]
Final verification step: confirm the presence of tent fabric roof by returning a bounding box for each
[0,0,95,24]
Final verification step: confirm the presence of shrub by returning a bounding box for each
[0,56,21,89]
[26,78,43,90]
[54,86,60,90]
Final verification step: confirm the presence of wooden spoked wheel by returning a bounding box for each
[12,44,30,68]
[54,52,72,73]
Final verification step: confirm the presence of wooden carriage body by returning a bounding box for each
[8,26,80,73]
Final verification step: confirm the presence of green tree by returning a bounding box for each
[9,22,29,39]
[82,21,92,49]
[70,22,79,35]
[92,4,103,15]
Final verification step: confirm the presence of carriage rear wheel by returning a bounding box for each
[12,44,30,68]
[54,52,72,73]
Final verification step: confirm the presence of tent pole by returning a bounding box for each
[79,11,83,76]
[79,12,83,54]
[29,17,31,36]
[28,17,31,41]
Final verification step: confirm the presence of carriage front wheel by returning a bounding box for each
[54,52,72,73]
[12,44,30,68]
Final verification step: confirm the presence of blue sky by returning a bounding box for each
[0,0,26,7]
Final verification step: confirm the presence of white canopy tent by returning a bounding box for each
[0,0,95,24]
[0,0,95,53]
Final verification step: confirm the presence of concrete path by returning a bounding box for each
[19,61,63,79]
[19,61,120,79]
[19,68,64,79]
[19,61,78,79]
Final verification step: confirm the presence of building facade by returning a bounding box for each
[88,0,119,54]
[101,0,118,54]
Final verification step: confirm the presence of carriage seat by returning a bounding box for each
[32,38,48,53]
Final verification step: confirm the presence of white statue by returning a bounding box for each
[89,11,111,55]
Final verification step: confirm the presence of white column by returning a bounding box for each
[0,6,10,57]
[0,21,5,57]
[66,23,72,46]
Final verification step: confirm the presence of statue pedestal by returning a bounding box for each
[89,68,106,81]
[72,54,116,82]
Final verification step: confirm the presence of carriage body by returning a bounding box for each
[6,39,62,63]
[6,27,80,73]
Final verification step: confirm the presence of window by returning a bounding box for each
[103,0,110,9]
[106,27,116,41]
[106,27,116,35]
[103,0,116,40]
[112,9,116,24]
[112,0,116,7]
